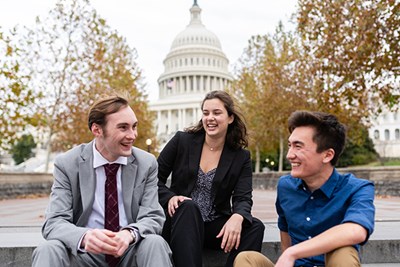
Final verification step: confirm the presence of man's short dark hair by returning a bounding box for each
[288,111,346,166]
[88,95,129,130]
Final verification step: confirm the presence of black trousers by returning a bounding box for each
[162,200,265,267]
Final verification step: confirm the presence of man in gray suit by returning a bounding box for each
[32,94,172,267]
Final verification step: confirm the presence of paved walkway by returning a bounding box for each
[0,190,399,266]
[251,189,400,222]
[1,189,400,227]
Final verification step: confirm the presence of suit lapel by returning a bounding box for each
[212,145,236,195]
[187,133,204,194]
[78,142,96,224]
[121,153,137,222]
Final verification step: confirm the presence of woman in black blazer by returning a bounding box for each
[157,90,265,267]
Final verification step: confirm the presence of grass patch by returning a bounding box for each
[365,159,400,167]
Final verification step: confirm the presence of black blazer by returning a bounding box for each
[157,131,254,224]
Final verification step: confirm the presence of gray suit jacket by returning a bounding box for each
[42,140,165,256]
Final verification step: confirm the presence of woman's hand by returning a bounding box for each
[167,195,192,217]
[216,213,244,253]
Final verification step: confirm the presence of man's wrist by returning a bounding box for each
[128,229,136,244]
[121,226,139,244]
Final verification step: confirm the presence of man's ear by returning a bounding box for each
[322,148,335,164]
[91,123,102,137]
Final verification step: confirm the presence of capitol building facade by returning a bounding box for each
[369,110,400,158]
[149,2,233,148]
[150,1,400,158]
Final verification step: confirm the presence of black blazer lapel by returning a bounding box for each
[212,145,236,196]
[187,133,204,195]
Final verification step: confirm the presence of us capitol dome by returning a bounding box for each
[149,1,233,148]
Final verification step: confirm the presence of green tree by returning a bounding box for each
[10,134,36,165]
[0,28,38,151]
[337,127,378,167]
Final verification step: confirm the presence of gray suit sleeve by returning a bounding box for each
[41,149,90,256]
[127,153,166,237]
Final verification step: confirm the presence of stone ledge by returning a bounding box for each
[2,166,400,199]
[0,247,35,267]
[202,239,400,266]
[0,239,399,267]
[1,222,399,266]
[253,166,400,197]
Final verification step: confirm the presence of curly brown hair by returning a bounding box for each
[186,90,248,149]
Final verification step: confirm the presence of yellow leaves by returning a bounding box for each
[10,81,22,96]
[234,0,398,164]
[29,0,151,152]
[297,0,399,120]
[0,29,40,151]
[99,18,106,26]
[233,26,308,156]
[6,45,13,56]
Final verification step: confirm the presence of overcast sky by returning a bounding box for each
[0,0,298,100]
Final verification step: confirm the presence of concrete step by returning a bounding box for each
[1,246,399,267]
[1,222,399,267]
[261,221,400,264]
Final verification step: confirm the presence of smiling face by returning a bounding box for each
[92,106,138,162]
[201,98,234,139]
[287,126,334,183]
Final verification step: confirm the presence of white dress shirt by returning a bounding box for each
[87,141,129,229]
[77,142,140,251]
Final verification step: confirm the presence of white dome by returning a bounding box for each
[170,4,222,51]
[157,2,232,97]
[150,1,234,147]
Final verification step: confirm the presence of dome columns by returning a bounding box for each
[150,1,233,149]
[159,74,230,97]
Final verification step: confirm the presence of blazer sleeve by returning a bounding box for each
[42,151,90,256]
[127,154,166,237]
[231,149,254,224]
[157,131,181,208]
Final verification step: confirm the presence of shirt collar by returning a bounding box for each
[92,140,127,169]
[296,179,307,191]
[295,168,339,198]
[319,168,339,198]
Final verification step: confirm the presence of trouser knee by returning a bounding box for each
[175,199,200,214]
[139,234,171,251]
[251,217,266,234]
[325,246,360,267]
[135,234,173,266]
[171,199,202,229]
[32,240,70,267]
[33,239,67,257]
[240,217,265,252]
[234,251,274,267]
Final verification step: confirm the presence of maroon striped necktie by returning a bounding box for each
[104,163,121,267]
